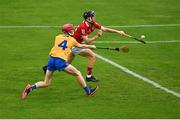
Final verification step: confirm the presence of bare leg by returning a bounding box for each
[79,49,98,83]
[64,64,87,87]
[35,70,54,88]
[22,70,54,99]
[64,64,98,96]
[22,64,98,99]
[79,49,96,69]
[67,52,75,64]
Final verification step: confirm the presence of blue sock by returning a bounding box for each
[83,86,91,94]
[31,85,37,91]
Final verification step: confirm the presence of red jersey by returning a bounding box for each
[73,21,101,43]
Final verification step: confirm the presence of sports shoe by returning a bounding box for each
[22,84,31,99]
[42,65,47,75]
[86,76,99,82]
[86,86,99,96]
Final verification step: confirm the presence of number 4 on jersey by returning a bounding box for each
[58,40,68,50]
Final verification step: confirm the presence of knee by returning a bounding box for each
[74,70,81,76]
[89,52,96,60]
[44,82,51,87]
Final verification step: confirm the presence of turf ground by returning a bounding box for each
[0,0,180,118]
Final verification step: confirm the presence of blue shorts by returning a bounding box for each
[47,57,69,71]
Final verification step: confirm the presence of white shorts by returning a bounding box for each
[71,47,86,55]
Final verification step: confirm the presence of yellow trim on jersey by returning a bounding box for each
[49,34,78,61]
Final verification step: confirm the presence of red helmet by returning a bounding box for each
[62,24,74,33]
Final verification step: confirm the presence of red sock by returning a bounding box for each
[87,67,93,75]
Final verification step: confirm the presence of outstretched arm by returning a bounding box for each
[75,43,96,49]
[101,26,126,36]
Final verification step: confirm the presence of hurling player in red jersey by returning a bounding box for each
[67,10,127,82]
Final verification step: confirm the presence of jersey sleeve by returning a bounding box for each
[72,38,79,46]
[94,22,101,29]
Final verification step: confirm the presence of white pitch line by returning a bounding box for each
[0,25,59,28]
[95,53,180,98]
[0,23,180,28]
[106,23,180,28]
[93,40,180,44]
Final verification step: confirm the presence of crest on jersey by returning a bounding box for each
[81,29,86,35]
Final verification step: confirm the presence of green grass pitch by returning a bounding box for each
[0,0,180,118]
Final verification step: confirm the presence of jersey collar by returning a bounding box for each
[84,20,90,27]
